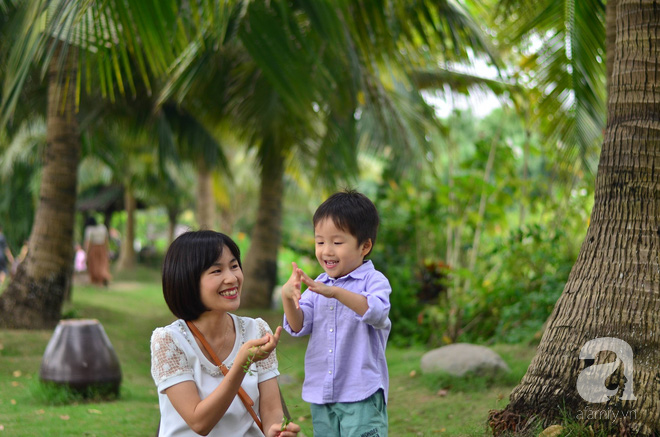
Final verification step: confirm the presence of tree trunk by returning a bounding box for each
[241,150,284,309]
[115,189,137,271]
[196,166,216,230]
[167,207,179,245]
[605,0,617,97]
[490,1,660,434]
[0,47,80,329]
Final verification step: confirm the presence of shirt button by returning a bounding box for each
[328,371,332,374]
[330,306,334,310]
[329,328,334,332]
[329,349,333,353]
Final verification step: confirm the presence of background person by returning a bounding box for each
[83,216,111,286]
[74,243,87,273]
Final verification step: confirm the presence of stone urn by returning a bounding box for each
[40,319,122,397]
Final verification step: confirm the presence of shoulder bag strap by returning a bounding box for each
[185,320,264,433]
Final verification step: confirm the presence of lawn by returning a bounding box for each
[0,268,536,436]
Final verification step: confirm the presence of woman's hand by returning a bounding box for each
[238,326,282,367]
[268,419,301,437]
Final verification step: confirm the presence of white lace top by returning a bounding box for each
[150,314,279,436]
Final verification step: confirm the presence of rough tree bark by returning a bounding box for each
[489,0,660,434]
[196,166,216,230]
[241,144,284,309]
[0,47,80,329]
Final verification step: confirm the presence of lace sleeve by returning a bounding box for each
[150,327,193,386]
[254,318,278,376]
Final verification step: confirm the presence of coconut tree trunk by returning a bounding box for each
[196,166,216,230]
[115,189,137,271]
[490,1,660,434]
[0,47,80,329]
[605,0,617,95]
[167,207,179,244]
[241,148,284,309]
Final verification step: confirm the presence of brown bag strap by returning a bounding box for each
[185,320,264,433]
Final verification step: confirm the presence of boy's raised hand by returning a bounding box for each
[298,268,335,298]
[281,262,302,309]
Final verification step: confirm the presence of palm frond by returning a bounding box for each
[1,0,237,126]
[0,116,46,178]
[411,67,520,97]
[161,103,230,175]
[494,0,605,176]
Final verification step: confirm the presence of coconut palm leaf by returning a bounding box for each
[1,0,237,126]
[493,0,606,176]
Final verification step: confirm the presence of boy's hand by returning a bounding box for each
[281,262,302,309]
[298,269,335,298]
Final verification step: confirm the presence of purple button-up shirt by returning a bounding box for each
[283,260,391,404]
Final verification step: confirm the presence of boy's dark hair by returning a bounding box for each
[313,189,379,256]
[162,230,242,320]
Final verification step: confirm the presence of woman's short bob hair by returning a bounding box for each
[162,230,242,321]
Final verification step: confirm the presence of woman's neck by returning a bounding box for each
[193,311,232,342]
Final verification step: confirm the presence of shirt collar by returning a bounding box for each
[319,260,374,283]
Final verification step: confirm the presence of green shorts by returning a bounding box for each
[310,389,388,437]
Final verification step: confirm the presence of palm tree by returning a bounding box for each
[0,44,80,328]
[490,0,606,176]
[162,0,500,308]
[0,0,226,328]
[489,0,660,434]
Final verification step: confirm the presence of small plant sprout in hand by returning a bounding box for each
[241,327,282,375]
[281,415,291,431]
[242,346,261,376]
[273,415,297,437]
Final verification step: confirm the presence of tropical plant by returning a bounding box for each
[489,0,606,176]
[160,0,501,308]
[0,118,45,251]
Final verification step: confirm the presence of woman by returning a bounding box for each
[83,217,111,286]
[150,230,300,436]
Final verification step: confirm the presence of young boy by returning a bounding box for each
[282,189,391,436]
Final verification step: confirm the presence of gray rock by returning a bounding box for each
[420,343,510,377]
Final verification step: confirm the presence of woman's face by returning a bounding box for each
[199,245,243,313]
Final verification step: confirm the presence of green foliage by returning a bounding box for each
[372,108,592,347]
[371,182,439,346]
[0,160,34,251]
[420,367,520,394]
[467,224,579,344]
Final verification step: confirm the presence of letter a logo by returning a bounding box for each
[576,337,636,403]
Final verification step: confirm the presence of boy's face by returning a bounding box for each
[314,218,372,279]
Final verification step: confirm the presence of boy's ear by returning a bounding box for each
[360,239,373,255]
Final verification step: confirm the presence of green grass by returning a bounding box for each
[0,268,536,436]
